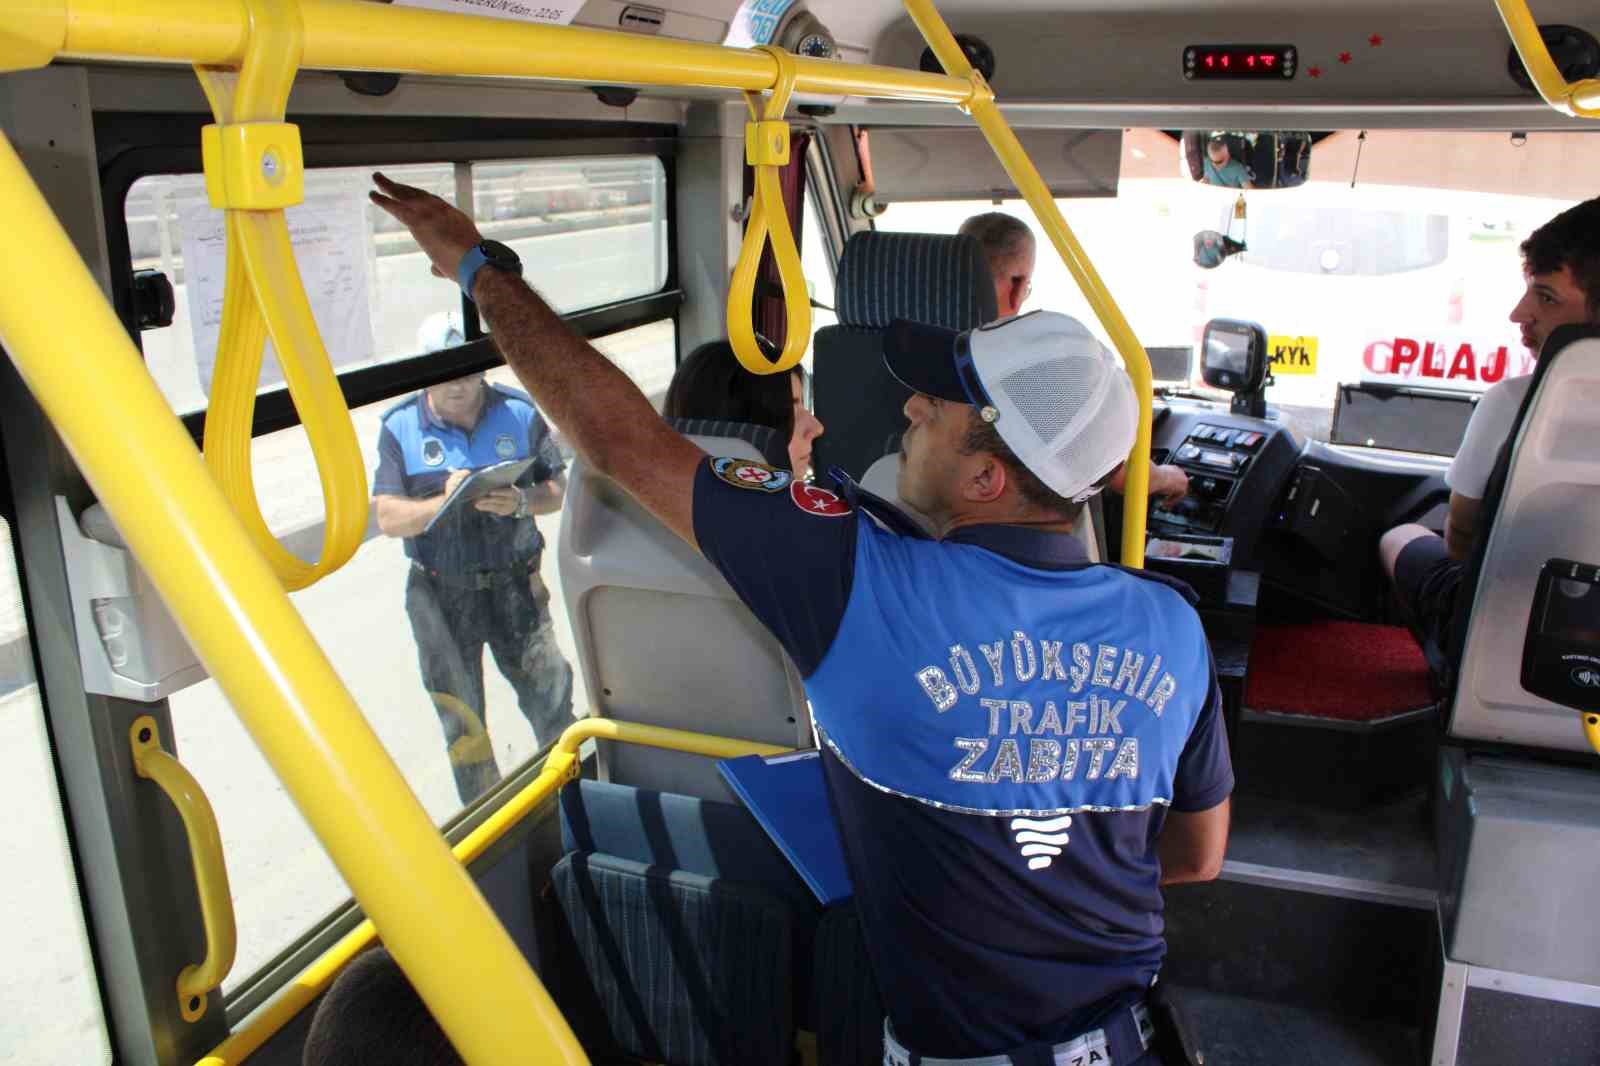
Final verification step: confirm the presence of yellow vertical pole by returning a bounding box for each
[902,0,1152,567]
[0,133,584,1065]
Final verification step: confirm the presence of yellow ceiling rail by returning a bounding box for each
[727,45,809,376]
[130,715,237,1025]
[1494,0,1600,119]
[196,718,787,1066]
[194,0,368,591]
[0,132,583,1065]
[902,0,1152,567]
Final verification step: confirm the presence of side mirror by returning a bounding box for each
[1193,230,1247,269]
[1182,130,1312,189]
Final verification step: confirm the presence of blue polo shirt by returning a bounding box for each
[691,458,1232,1058]
[374,384,564,576]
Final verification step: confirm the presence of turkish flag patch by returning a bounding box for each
[791,481,852,517]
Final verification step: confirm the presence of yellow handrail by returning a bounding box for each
[0,132,582,1065]
[194,0,368,591]
[904,0,1152,567]
[726,45,810,376]
[1494,0,1600,119]
[197,719,788,1066]
[130,715,238,1024]
[1584,712,1600,756]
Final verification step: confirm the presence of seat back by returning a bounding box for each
[812,231,997,480]
[557,430,810,801]
[1449,326,1600,754]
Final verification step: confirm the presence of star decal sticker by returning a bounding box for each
[1308,66,1323,78]
[1338,51,1354,64]
[1369,33,1384,47]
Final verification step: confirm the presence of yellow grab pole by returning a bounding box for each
[903,0,1152,567]
[0,133,582,1065]
[199,719,788,1066]
[1494,0,1600,119]
[22,0,970,104]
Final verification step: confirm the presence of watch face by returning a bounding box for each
[480,239,522,273]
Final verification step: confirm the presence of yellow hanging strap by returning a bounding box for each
[1494,0,1600,119]
[726,45,810,376]
[195,0,367,591]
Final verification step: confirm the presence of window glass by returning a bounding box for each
[168,321,673,992]
[878,129,1586,452]
[127,163,459,416]
[471,157,669,314]
[801,185,838,370]
[0,519,112,1064]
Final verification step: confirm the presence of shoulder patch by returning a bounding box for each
[791,481,853,517]
[710,456,792,493]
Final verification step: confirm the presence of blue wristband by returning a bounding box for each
[457,245,490,303]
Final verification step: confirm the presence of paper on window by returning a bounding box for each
[179,183,375,397]
[392,0,583,29]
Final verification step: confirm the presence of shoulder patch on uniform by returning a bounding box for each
[710,456,792,493]
[791,481,853,517]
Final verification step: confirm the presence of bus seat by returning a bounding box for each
[551,779,819,1065]
[1448,325,1600,754]
[666,416,789,469]
[553,851,796,1066]
[812,231,997,480]
[556,429,811,802]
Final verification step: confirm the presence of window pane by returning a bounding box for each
[127,163,460,415]
[0,520,111,1064]
[169,322,673,992]
[471,157,668,314]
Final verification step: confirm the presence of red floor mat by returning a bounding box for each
[1244,622,1435,722]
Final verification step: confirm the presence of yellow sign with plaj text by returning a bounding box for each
[1268,335,1318,375]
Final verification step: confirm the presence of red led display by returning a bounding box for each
[1184,44,1297,81]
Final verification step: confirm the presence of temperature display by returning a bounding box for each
[1184,45,1297,80]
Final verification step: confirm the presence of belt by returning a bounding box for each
[883,1002,1154,1066]
[410,560,533,590]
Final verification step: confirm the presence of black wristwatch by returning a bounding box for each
[456,239,523,301]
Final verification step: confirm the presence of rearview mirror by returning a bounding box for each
[1193,230,1246,269]
[1182,130,1311,189]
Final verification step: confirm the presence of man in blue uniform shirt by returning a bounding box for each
[370,173,1231,1065]
[374,313,574,806]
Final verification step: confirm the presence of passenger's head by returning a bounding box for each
[884,313,1136,533]
[663,339,824,477]
[1512,197,1600,354]
[302,946,463,1066]
[1206,137,1230,165]
[959,212,1036,319]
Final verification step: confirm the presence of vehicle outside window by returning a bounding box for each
[878,128,1592,454]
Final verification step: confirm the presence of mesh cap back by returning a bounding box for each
[967,311,1138,502]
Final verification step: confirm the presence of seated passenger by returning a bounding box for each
[1380,198,1600,678]
[301,946,462,1066]
[960,211,1190,506]
[1202,136,1253,189]
[662,338,825,479]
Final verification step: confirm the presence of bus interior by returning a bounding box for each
[2,1,1600,1064]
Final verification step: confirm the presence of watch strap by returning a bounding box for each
[457,244,490,302]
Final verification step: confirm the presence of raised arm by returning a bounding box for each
[369,173,704,546]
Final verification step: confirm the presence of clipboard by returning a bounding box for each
[718,750,853,905]
[421,457,536,534]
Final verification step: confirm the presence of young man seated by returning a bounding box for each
[1379,198,1600,678]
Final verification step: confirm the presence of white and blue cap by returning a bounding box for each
[884,310,1139,503]
[416,309,466,354]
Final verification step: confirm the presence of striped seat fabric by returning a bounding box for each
[666,417,789,469]
[814,232,998,479]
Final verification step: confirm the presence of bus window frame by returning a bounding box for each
[98,112,681,444]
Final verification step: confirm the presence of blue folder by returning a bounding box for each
[718,750,854,905]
